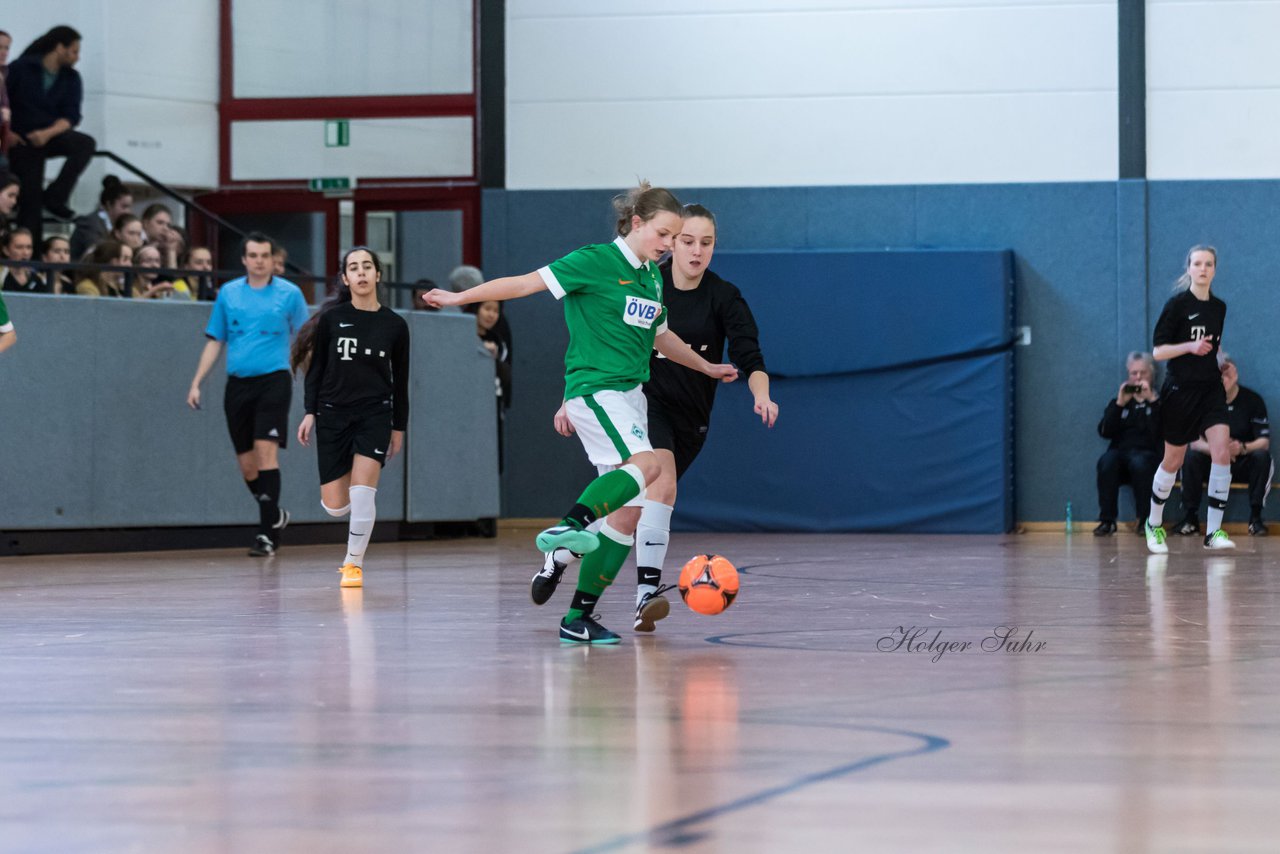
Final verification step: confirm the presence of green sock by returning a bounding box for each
[564,528,633,622]
[571,468,642,522]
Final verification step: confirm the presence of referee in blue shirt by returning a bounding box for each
[188,233,311,556]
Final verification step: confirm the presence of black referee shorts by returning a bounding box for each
[223,370,292,455]
[315,401,394,485]
[646,397,709,480]
[1160,378,1229,446]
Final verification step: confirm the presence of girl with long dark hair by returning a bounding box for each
[294,247,410,589]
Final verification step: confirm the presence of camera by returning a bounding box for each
[1123,384,1143,394]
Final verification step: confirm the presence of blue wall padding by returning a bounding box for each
[671,249,1015,534]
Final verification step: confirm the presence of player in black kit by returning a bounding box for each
[292,247,410,588]
[539,205,778,631]
[1144,245,1234,554]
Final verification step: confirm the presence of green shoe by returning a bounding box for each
[1144,520,1168,554]
[535,524,599,555]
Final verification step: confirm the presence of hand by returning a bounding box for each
[25,128,48,147]
[187,384,202,410]
[388,430,404,460]
[1187,338,1214,357]
[422,288,461,308]
[754,396,779,428]
[1230,439,1245,460]
[297,413,315,446]
[482,340,498,357]
[1117,382,1133,405]
[705,362,739,383]
[3,129,21,149]
[553,402,575,437]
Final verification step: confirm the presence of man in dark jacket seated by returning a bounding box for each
[1095,351,1162,535]
[1174,352,1273,537]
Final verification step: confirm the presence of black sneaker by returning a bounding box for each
[634,584,675,632]
[559,613,620,645]
[1249,518,1269,536]
[1092,521,1117,536]
[1172,516,1201,536]
[531,549,577,605]
[248,534,276,557]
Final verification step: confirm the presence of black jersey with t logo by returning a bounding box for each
[305,302,411,429]
[644,263,766,428]
[1152,289,1226,384]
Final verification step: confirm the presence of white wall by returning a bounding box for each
[1147,0,1280,180]
[506,0,1118,189]
[4,0,219,210]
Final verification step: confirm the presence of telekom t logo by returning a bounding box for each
[337,337,358,360]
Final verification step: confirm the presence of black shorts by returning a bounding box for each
[315,402,394,485]
[1160,378,1229,446]
[646,397,709,480]
[223,370,292,454]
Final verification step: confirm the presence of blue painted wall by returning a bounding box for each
[485,181,1280,525]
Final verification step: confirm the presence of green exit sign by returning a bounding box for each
[308,177,352,192]
[324,119,350,147]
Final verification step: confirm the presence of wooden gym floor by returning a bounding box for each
[2,529,1278,852]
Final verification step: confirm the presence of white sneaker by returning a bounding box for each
[1203,529,1236,550]
[1144,521,1168,554]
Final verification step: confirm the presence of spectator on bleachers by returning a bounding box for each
[272,245,288,277]
[1174,352,1273,537]
[2,226,47,293]
[173,245,213,301]
[1095,351,1161,535]
[41,234,72,294]
[111,213,144,250]
[6,26,95,241]
[0,30,15,172]
[448,263,511,350]
[75,238,129,298]
[141,203,178,268]
[70,175,133,259]
[0,172,18,231]
[130,243,174,299]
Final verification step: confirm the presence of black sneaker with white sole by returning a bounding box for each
[559,613,621,644]
[532,549,580,605]
[248,534,276,557]
[634,584,675,632]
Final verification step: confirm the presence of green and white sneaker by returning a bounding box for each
[1203,529,1236,550]
[536,524,599,556]
[1144,520,1168,554]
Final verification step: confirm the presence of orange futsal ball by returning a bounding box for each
[678,554,740,615]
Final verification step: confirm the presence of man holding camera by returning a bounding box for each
[1173,352,1273,537]
[1095,351,1162,535]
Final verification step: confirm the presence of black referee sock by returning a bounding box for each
[256,468,281,535]
[244,477,262,500]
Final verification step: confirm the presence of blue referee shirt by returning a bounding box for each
[206,277,311,378]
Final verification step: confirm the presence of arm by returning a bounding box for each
[423,272,546,308]
[390,322,410,456]
[747,370,778,427]
[0,329,15,354]
[654,329,738,381]
[1244,395,1270,454]
[1153,340,1212,361]
[187,338,225,409]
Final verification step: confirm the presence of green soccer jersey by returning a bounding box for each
[0,292,12,334]
[539,237,668,400]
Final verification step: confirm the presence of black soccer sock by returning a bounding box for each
[256,468,281,535]
[245,477,262,500]
[559,502,597,532]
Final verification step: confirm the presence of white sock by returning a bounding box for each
[1149,466,1177,527]
[344,485,376,567]
[635,500,674,606]
[1207,464,1231,535]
